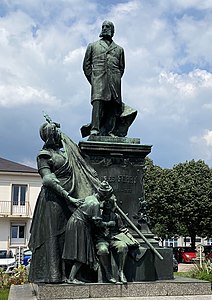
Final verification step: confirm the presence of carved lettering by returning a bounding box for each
[116,187,132,193]
[100,175,116,183]
[100,175,137,184]
[118,175,137,184]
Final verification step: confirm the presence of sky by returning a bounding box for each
[0,0,212,169]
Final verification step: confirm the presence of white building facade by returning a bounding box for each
[163,236,212,248]
[0,157,41,254]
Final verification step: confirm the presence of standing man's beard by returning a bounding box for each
[99,30,113,38]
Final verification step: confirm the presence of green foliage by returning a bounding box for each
[0,265,29,289]
[175,260,212,288]
[175,271,190,277]
[144,158,212,245]
[0,288,9,300]
[189,260,212,286]
[144,158,180,238]
[190,259,212,275]
[173,160,212,248]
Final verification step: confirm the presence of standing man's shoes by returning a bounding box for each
[90,129,99,136]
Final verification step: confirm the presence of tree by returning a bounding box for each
[144,158,180,240]
[144,158,212,248]
[173,160,212,249]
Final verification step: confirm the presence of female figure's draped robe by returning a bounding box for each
[29,134,101,283]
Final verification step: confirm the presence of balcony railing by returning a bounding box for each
[0,201,32,217]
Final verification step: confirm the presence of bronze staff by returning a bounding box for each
[115,203,163,261]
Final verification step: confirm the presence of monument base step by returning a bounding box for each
[8,280,211,300]
[33,277,211,299]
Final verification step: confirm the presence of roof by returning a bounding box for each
[0,157,38,173]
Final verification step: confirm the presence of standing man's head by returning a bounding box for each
[99,20,115,39]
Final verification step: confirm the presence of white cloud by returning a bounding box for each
[190,130,212,165]
[0,84,61,107]
[159,71,196,97]
[63,47,85,65]
[203,130,212,146]
[159,69,212,97]
[175,15,212,66]
[169,0,212,10]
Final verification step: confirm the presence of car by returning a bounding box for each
[173,255,178,272]
[173,247,196,263]
[181,248,196,263]
[0,250,16,273]
[22,249,32,266]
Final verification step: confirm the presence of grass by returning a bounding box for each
[0,288,9,300]
[175,270,212,283]
[174,271,191,277]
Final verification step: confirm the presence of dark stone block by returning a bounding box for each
[79,140,152,224]
[155,247,174,280]
[79,139,174,282]
[102,246,173,282]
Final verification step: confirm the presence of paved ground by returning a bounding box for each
[78,297,212,300]
[8,284,37,300]
[178,263,195,272]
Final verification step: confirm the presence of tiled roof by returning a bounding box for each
[0,157,38,173]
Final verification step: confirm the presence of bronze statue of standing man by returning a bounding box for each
[82,20,126,137]
[81,20,137,138]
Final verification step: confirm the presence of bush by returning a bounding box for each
[174,259,212,289]
[189,259,212,286]
[0,265,29,289]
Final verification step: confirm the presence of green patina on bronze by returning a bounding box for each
[29,115,101,283]
[81,20,137,138]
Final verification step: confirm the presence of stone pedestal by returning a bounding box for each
[79,137,173,281]
[79,136,151,224]
[124,247,173,281]
[99,246,173,282]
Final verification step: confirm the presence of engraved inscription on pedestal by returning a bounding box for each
[98,160,144,222]
[79,139,151,225]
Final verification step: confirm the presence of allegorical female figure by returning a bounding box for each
[29,116,100,283]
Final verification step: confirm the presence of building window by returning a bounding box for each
[12,185,27,206]
[185,237,191,243]
[11,224,25,244]
[207,238,212,245]
[165,238,178,247]
[11,185,28,215]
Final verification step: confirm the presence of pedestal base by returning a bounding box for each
[99,246,173,283]
[35,277,211,299]
[79,138,174,282]
[79,138,151,223]
[125,247,173,281]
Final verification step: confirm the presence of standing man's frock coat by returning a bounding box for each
[83,39,125,104]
